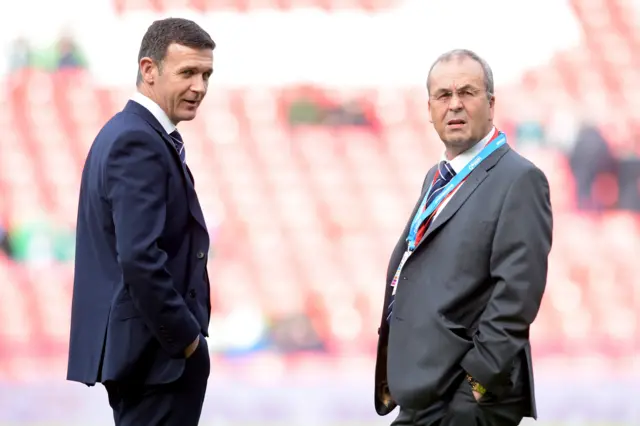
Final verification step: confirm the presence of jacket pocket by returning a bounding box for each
[110,299,140,320]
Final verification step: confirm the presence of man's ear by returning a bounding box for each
[139,57,157,85]
[488,95,495,120]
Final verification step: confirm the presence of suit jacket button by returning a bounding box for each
[197,251,205,259]
[189,289,196,298]
[159,325,166,331]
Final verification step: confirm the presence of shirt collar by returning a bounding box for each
[445,126,496,174]
[131,92,176,135]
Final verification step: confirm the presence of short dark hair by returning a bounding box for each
[136,17,215,85]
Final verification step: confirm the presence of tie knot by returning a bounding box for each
[170,130,183,144]
[438,161,456,182]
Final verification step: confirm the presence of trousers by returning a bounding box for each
[391,377,527,426]
[104,336,210,426]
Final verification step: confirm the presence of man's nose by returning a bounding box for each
[190,76,206,94]
[448,93,463,111]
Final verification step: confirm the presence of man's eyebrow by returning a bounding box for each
[177,64,214,73]
[432,87,451,96]
[433,84,479,95]
[455,84,478,92]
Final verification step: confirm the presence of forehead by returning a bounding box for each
[429,56,485,91]
[163,43,213,68]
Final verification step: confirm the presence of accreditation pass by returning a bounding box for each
[391,250,412,296]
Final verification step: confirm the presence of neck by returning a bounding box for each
[137,84,155,103]
[444,126,494,160]
[444,147,463,161]
[444,142,476,161]
[137,85,175,125]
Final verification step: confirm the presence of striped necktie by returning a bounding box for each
[170,130,186,164]
[386,160,456,323]
[413,161,456,245]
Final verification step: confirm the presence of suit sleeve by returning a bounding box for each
[105,131,201,358]
[460,166,553,391]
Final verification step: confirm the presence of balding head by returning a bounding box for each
[426,49,496,158]
[427,49,494,100]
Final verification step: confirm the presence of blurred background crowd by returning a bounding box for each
[0,0,639,425]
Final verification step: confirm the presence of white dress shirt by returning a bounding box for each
[432,126,496,220]
[130,92,177,135]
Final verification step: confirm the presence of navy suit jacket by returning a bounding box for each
[67,101,211,386]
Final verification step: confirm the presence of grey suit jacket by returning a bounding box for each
[374,144,553,419]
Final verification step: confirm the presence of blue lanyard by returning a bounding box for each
[406,132,507,251]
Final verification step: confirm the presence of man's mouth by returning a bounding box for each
[184,100,199,106]
[447,119,466,126]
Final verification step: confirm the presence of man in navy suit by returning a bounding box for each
[67,18,215,426]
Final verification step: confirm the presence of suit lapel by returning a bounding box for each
[384,167,437,287]
[415,144,511,251]
[158,131,191,182]
[420,169,488,245]
[186,165,196,185]
[125,100,208,232]
[157,132,208,231]
[184,165,208,231]
[379,168,436,335]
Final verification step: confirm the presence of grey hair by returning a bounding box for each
[426,49,494,100]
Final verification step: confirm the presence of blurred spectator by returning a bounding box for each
[287,89,378,131]
[7,37,33,72]
[617,129,640,211]
[514,120,545,149]
[569,123,619,210]
[209,306,271,356]
[54,223,76,261]
[617,156,640,211]
[55,34,87,70]
[269,313,325,353]
[323,100,370,127]
[288,94,324,126]
[0,225,10,258]
[8,215,75,266]
[6,35,88,74]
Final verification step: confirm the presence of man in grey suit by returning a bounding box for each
[374,49,553,425]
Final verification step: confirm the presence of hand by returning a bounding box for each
[184,335,200,358]
[380,381,395,407]
[466,374,486,401]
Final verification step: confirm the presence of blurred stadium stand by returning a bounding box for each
[0,0,639,425]
[111,0,401,13]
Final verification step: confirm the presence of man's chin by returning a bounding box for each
[177,113,197,122]
[444,134,472,145]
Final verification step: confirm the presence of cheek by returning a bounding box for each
[471,103,490,118]
[171,91,186,105]
[430,105,445,120]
